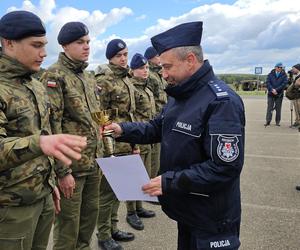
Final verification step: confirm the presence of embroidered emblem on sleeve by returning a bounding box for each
[216,135,239,162]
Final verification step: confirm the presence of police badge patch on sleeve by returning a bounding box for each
[216,135,239,162]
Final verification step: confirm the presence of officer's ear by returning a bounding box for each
[186,52,197,69]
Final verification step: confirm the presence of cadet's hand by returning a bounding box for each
[58,174,76,199]
[142,176,162,196]
[132,148,140,154]
[104,123,123,137]
[52,186,61,214]
[40,134,87,166]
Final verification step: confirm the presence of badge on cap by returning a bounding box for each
[118,42,125,49]
[216,135,239,162]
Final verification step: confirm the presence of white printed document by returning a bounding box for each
[96,155,158,202]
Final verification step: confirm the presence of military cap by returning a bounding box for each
[130,53,148,70]
[58,22,89,45]
[144,46,158,60]
[106,39,127,60]
[292,64,300,71]
[275,62,283,68]
[151,21,203,55]
[0,10,45,40]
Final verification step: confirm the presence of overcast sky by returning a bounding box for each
[1,0,300,74]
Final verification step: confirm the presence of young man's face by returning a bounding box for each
[149,55,160,66]
[8,36,47,72]
[132,63,149,80]
[160,49,191,85]
[63,35,90,62]
[109,48,128,68]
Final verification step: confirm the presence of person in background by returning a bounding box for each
[264,62,288,127]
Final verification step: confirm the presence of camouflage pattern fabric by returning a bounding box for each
[40,52,102,178]
[0,54,54,207]
[131,76,156,154]
[95,63,136,156]
[147,61,168,113]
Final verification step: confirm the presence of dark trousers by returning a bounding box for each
[266,95,283,124]
[177,222,240,250]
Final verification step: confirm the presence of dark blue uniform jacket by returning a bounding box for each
[119,60,245,233]
[266,69,288,96]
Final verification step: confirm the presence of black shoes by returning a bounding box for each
[296,186,300,191]
[112,230,135,242]
[126,213,144,230]
[136,208,156,218]
[98,238,123,250]
[264,122,270,127]
[276,123,280,126]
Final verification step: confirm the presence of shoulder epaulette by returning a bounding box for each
[208,80,229,100]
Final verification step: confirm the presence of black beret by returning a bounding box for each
[58,22,89,45]
[0,11,45,40]
[144,46,158,60]
[292,64,300,71]
[130,53,148,70]
[151,21,203,55]
[106,39,127,60]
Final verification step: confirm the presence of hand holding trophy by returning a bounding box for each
[92,109,118,157]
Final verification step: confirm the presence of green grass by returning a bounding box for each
[235,90,266,96]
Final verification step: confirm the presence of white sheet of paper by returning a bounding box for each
[96,155,158,202]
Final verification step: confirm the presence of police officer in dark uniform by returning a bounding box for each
[106,21,245,250]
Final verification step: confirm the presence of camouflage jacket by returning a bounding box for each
[0,54,54,207]
[131,76,156,153]
[40,53,102,178]
[95,63,136,156]
[147,62,168,113]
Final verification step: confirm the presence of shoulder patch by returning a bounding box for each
[208,80,229,100]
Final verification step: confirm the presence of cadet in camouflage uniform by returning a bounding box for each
[127,53,157,229]
[95,39,135,250]
[144,46,168,180]
[0,11,87,250]
[39,22,102,250]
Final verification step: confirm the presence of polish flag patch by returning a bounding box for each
[47,80,57,87]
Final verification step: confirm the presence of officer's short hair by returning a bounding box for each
[172,46,203,62]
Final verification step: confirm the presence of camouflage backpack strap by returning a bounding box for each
[123,76,136,121]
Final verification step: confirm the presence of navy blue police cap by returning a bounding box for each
[58,22,89,45]
[0,10,45,40]
[144,46,158,60]
[151,21,203,55]
[130,53,148,69]
[106,39,127,60]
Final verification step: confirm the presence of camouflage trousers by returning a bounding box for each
[0,194,54,250]
[97,175,120,241]
[126,151,151,213]
[151,143,161,178]
[53,170,101,250]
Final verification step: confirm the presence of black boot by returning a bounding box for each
[296,186,300,191]
[136,207,156,218]
[126,213,144,230]
[112,230,135,242]
[98,238,123,250]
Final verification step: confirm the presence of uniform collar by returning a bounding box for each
[0,53,33,80]
[108,63,129,78]
[165,60,214,99]
[58,52,88,74]
[149,61,162,73]
[131,76,147,87]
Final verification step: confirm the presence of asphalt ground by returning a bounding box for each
[47,96,300,250]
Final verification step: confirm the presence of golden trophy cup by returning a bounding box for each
[92,108,118,157]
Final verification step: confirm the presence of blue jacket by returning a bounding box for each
[266,69,288,96]
[119,60,245,232]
